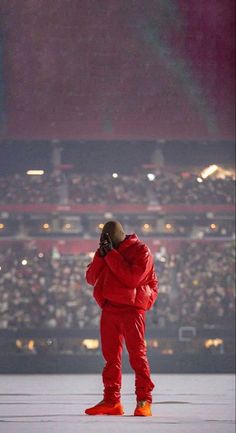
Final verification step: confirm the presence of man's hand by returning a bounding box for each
[99,232,113,257]
[102,233,113,254]
[99,244,107,257]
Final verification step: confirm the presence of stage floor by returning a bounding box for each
[0,374,235,433]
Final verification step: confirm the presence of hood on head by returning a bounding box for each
[101,220,126,248]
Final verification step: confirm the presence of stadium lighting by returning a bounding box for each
[42,223,50,230]
[38,252,44,258]
[98,223,104,230]
[143,223,151,231]
[0,223,5,229]
[147,173,156,181]
[112,173,118,178]
[201,165,218,179]
[26,170,45,175]
[28,340,35,351]
[204,338,223,349]
[197,177,203,183]
[21,259,28,266]
[64,223,71,230]
[210,223,218,230]
[82,339,99,349]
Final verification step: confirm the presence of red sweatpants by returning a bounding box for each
[100,304,155,404]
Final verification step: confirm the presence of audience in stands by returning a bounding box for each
[0,171,234,205]
[0,243,234,331]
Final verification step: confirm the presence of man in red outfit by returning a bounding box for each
[85,220,158,416]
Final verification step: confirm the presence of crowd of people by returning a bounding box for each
[68,172,235,205]
[0,242,234,331]
[0,173,64,204]
[155,241,235,329]
[0,246,97,330]
[0,171,234,205]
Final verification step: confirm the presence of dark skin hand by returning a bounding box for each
[99,232,113,257]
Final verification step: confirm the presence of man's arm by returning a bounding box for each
[86,250,105,285]
[104,245,153,288]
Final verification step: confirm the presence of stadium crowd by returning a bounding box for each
[0,171,234,205]
[0,242,234,331]
[175,242,235,327]
[0,173,64,204]
[0,246,96,330]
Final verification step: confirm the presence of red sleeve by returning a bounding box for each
[86,250,105,286]
[104,245,153,288]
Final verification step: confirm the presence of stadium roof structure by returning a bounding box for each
[0,0,235,140]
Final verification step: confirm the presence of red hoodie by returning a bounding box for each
[86,233,158,311]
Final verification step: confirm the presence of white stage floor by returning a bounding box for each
[0,374,234,433]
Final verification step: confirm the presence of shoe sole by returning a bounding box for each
[85,408,124,416]
[134,414,152,416]
[85,412,124,416]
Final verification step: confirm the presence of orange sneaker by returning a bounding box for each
[85,399,124,415]
[134,400,152,416]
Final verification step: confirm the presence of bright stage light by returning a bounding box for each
[201,165,218,179]
[26,170,45,175]
[42,223,50,230]
[210,223,218,230]
[28,340,35,351]
[82,339,99,349]
[147,173,156,181]
[143,223,150,230]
